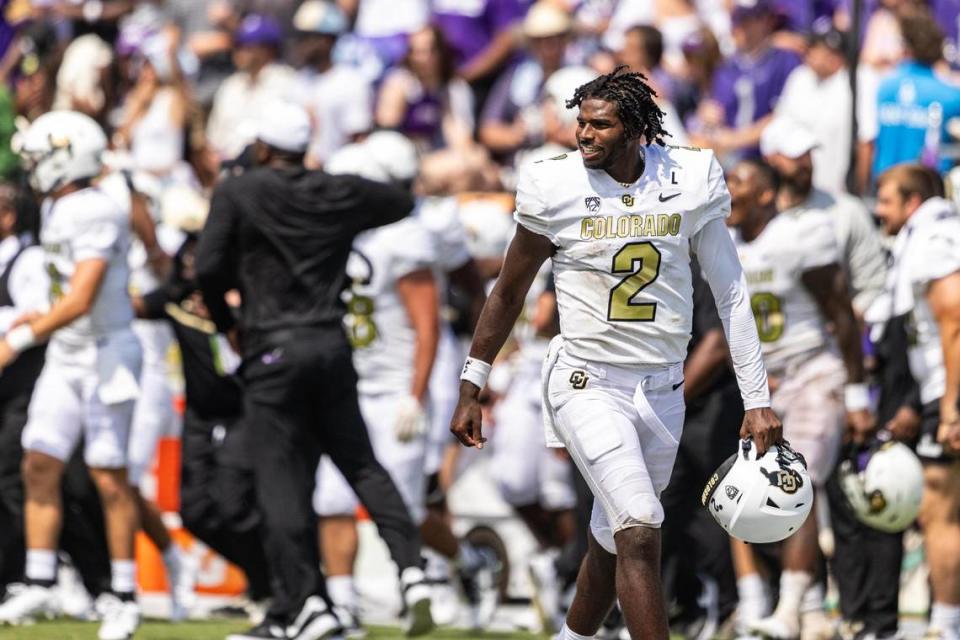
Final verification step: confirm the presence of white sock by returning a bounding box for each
[327,575,357,611]
[25,549,57,583]
[558,622,594,639]
[931,602,960,634]
[111,560,137,595]
[800,582,825,614]
[737,573,770,620]
[774,570,813,619]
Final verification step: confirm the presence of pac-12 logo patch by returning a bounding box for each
[725,485,740,500]
[569,370,589,389]
[585,196,600,212]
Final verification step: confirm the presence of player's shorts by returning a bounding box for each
[314,391,428,523]
[491,345,575,510]
[128,320,179,488]
[544,339,685,555]
[770,350,845,485]
[22,330,143,469]
[425,327,462,475]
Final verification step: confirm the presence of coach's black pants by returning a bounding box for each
[661,383,743,623]
[243,328,422,623]
[179,408,271,600]
[825,462,902,637]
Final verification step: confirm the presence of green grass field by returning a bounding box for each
[0,620,543,639]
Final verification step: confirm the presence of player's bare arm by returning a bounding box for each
[803,263,876,442]
[0,258,108,369]
[450,224,554,449]
[691,218,782,454]
[928,270,960,453]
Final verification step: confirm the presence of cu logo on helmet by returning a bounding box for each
[774,469,801,494]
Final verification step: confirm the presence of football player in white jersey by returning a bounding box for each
[98,170,198,621]
[727,159,874,640]
[874,164,960,640]
[451,67,781,640]
[0,112,143,640]
[313,141,497,634]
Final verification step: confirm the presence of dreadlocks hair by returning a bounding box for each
[566,65,670,146]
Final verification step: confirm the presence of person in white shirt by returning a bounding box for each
[291,1,374,168]
[874,164,960,640]
[774,27,879,196]
[450,67,781,640]
[205,14,298,163]
[761,118,887,318]
[0,112,143,640]
[727,158,874,640]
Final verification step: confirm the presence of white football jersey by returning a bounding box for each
[41,187,134,362]
[890,198,960,404]
[734,210,840,374]
[514,145,729,366]
[344,217,437,395]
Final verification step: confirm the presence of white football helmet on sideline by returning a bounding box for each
[702,439,813,543]
[838,440,923,533]
[362,131,419,183]
[15,110,107,194]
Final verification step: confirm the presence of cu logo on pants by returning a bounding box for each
[569,370,589,390]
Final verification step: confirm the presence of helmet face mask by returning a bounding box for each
[702,439,814,543]
[838,440,923,533]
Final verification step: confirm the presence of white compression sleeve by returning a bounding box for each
[691,217,771,410]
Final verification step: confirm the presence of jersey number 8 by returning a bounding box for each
[607,242,662,322]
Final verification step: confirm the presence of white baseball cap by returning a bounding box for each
[760,117,819,159]
[523,2,573,38]
[293,0,348,36]
[255,102,311,153]
[326,143,390,182]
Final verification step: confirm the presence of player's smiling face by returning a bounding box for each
[576,98,628,169]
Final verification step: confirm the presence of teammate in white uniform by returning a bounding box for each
[314,139,497,633]
[874,164,960,640]
[451,68,780,640]
[0,112,143,640]
[98,170,197,621]
[727,159,873,640]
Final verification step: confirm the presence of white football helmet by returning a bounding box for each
[838,440,923,533]
[16,111,107,194]
[361,131,419,183]
[702,439,814,543]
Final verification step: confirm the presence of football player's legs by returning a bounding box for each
[20,365,83,551]
[490,386,542,508]
[538,448,577,547]
[314,456,360,578]
[83,393,140,564]
[363,394,428,524]
[564,506,618,637]
[919,462,960,609]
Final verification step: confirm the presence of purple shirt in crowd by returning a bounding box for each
[432,0,526,69]
[711,46,802,129]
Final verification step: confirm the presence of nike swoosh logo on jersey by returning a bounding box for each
[659,193,681,202]
[672,379,685,390]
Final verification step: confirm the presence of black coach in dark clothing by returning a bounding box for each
[196,105,431,640]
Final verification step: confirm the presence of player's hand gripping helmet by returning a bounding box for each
[838,439,923,533]
[15,110,107,194]
[702,439,813,543]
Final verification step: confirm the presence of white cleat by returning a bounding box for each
[286,596,343,640]
[750,612,801,640]
[165,545,199,621]
[96,594,140,640]
[0,583,59,624]
[400,567,435,637]
[57,561,95,620]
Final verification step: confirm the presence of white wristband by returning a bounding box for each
[844,383,870,411]
[5,325,36,353]
[460,357,492,390]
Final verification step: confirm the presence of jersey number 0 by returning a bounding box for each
[607,242,662,322]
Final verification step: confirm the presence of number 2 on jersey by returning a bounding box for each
[607,242,662,322]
